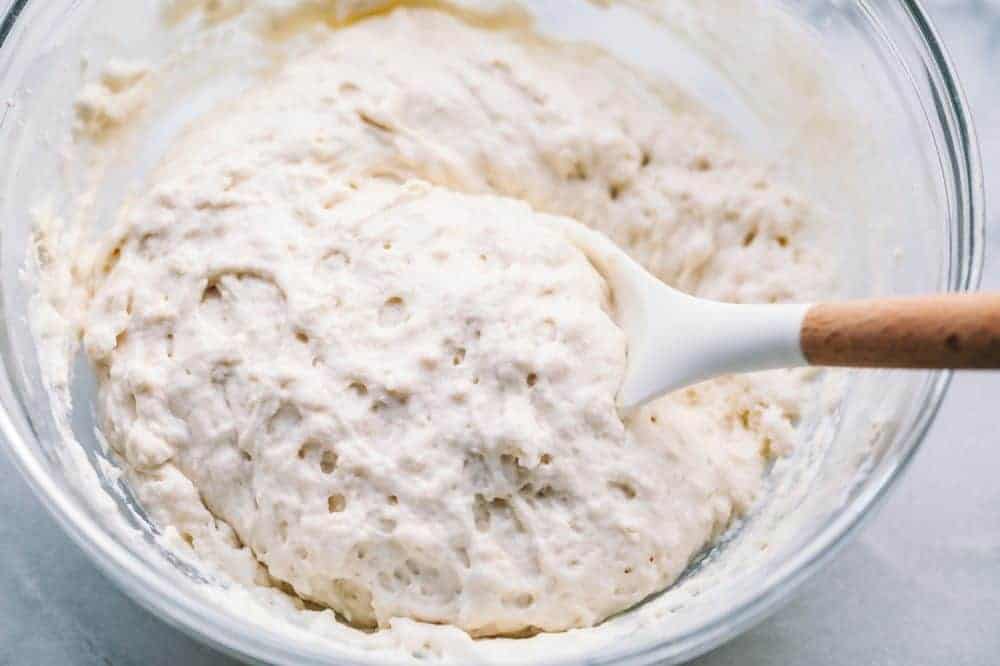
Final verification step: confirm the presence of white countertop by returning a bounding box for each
[1,2,997,664]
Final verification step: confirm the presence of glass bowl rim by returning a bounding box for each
[0,0,985,664]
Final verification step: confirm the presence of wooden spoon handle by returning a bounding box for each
[801,293,1000,368]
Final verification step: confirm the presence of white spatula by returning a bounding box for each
[556,221,1000,409]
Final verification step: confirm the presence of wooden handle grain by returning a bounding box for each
[801,294,1000,368]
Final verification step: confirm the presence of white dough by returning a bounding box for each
[79,7,831,639]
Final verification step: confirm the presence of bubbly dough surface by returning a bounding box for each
[83,7,830,637]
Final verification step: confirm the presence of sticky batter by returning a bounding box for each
[76,5,830,639]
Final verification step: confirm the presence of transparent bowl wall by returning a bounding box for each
[0,1,983,665]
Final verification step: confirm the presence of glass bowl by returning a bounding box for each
[0,1,983,664]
